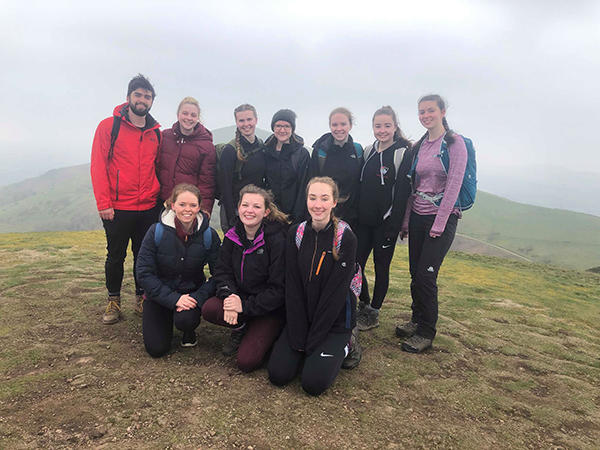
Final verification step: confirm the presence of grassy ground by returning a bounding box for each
[1,230,599,449]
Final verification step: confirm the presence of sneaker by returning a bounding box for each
[181,330,198,348]
[342,327,362,370]
[102,296,121,325]
[222,327,246,356]
[134,294,144,316]
[357,307,379,331]
[401,335,433,353]
[395,320,418,338]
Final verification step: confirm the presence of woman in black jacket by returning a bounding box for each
[268,177,359,396]
[356,106,412,331]
[136,183,221,357]
[202,184,288,372]
[218,104,267,232]
[264,109,311,223]
[308,107,363,228]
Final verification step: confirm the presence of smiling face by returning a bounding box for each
[329,113,352,143]
[372,114,397,146]
[127,88,154,117]
[418,100,445,132]
[235,110,257,139]
[238,193,270,229]
[177,103,200,135]
[172,190,201,227]
[273,120,292,145]
[307,182,337,226]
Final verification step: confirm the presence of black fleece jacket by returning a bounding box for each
[308,133,363,224]
[264,134,311,223]
[358,139,412,238]
[285,220,357,355]
[136,210,220,310]
[214,219,287,320]
[218,136,266,226]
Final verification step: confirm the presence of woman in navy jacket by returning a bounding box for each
[136,183,220,357]
[202,184,288,372]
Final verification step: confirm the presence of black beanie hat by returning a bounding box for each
[271,109,297,132]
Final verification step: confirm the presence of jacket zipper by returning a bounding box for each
[115,169,120,201]
[308,232,319,281]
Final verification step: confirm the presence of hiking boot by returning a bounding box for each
[102,296,122,325]
[401,335,433,353]
[222,327,246,356]
[134,294,144,316]
[395,320,418,338]
[181,330,198,348]
[357,301,369,317]
[342,327,362,370]
[357,306,379,331]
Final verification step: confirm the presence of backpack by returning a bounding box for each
[213,137,264,200]
[154,222,212,249]
[295,220,362,297]
[409,134,477,211]
[361,142,406,181]
[108,115,161,160]
[317,142,363,163]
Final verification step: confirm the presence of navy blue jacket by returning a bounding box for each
[136,210,220,309]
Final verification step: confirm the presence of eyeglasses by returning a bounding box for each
[274,124,291,130]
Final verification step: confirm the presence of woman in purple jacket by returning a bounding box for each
[395,95,468,354]
[157,97,217,216]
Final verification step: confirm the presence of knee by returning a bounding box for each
[268,360,295,387]
[145,343,170,358]
[237,353,262,373]
[301,376,329,396]
[201,297,222,323]
[174,309,199,331]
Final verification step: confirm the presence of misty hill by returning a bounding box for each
[0,160,598,270]
[211,125,271,144]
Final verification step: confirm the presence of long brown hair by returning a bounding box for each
[234,104,258,162]
[306,176,342,260]
[238,184,290,224]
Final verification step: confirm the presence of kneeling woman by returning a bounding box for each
[137,184,221,357]
[202,185,288,372]
[268,177,358,396]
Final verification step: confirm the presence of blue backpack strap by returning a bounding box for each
[154,222,163,247]
[353,142,363,159]
[295,221,307,249]
[203,227,213,249]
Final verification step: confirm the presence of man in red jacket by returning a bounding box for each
[91,74,161,325]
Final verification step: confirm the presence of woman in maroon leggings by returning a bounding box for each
[201,184,289,372]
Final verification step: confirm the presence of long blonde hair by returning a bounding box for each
[238,184,290,224]
[306,176,342,260]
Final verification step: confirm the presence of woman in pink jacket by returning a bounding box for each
[157,97,217,216]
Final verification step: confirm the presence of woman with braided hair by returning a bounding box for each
[218,104,267,232]
[268,177,360,396]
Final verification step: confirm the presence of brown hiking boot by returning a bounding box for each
[395,320,418,338]
[401,335,433,353]
[134,294,144,316]
[102,296,122,325]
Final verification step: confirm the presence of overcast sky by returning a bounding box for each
[2,1,599,199]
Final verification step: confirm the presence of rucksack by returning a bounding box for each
[361,142,406,181]
[213,137,264,200]
[317,142,363,163]
[108,115,161,160]
[295,220,362,297]
[154,222,212,249]
[409,134,477,211]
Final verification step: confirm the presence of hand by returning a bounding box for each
[175,294,197,312]
[223,310,238,325]
[223,294,243,313]
[99,208,115,221]
[400,231,408,241]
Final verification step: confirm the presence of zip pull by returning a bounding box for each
[315,251,326,275]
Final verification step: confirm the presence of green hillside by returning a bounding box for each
[1,231,598,448]
[460,191,600,270]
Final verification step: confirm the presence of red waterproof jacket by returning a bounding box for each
[157,122,216,213]
[91,103,161,211]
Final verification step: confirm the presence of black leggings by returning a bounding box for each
[268,326,350,396]
[356,222,397,309]
[408,212,457,339]
[143,298,202,358]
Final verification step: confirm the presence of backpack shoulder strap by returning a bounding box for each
[154,222,163,247]
[334,220,352,253]
[353,142,363,159]
[393,146,406,178]
[363,143,375,161]
[154,128,161,145]
[203,227,213,249]
[295,221,307,249]
[108,116,122,160]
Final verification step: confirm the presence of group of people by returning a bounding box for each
[91,74,471,396]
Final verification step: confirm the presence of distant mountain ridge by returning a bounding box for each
[1,128,598,270]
